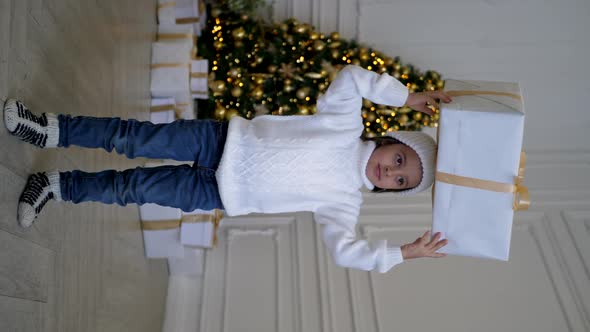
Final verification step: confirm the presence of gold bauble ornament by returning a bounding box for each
[296,87,310,100]
[214,105,226,119]
[329,41,341,48]
[318,83,327,91]
[304,72,323,79]
[210,80,226,94]
[241,14,249,21]
[331,50,340,59]
[313,40,326,51]
[283,79,295,93]
[268,65,278,73]
[225,109,239,120]
[398,106,412,113]
[214,41,223,49]
[330,32,340,40]
[254,75,265,85]
[399,114,410,124]
[255,56,264,64]
[231,87,243,97]
[232,27,246,39]
[366,112,377,122]
[413,112,423,121]
[310,32,320,40]
[294,24,307,34]
[251,86,264,99]
[297,105,310,115]
[279,23,288,31]
[229,68,240,78]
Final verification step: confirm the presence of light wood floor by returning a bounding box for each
[0,0,169,331]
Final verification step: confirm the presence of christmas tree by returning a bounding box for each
[197,3,444,136]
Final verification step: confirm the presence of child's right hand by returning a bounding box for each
[401,231,448,260]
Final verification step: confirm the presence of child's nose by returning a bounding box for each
[384,165,397,177]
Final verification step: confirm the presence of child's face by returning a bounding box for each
[365,143,423,190]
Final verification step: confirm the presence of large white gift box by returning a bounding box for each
[431,79,529,261]
[140,203,185,258]
[190,59,209,99]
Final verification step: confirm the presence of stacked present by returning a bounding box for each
[151,0,209,121]
[139,200,224,275]
[431,79,530,261]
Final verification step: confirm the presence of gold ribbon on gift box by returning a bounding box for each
[157,2,176,10]
[176,17,200,24]
[150,63,191,69]
[434,89,530,211]
[157,33,194,40]
[141,209,225,246]
[150,104,184,119]
[435,152,530,211]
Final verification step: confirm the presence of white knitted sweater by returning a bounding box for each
[216,65,409,272]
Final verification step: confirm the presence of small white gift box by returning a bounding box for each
[157,24,196,57]
[180,209,224,248]
[150,97,177,123]
[190,59,209,99]
[150,42,191,101]
[173,0,205,36]
[157,0,176,25]
[174,93,195,119]
[431,79,529,261]
[140,203,184,258]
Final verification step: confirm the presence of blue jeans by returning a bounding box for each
[57,114,228,212]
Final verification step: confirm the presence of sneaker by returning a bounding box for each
[18,171,62,228]
[3,99,59,148]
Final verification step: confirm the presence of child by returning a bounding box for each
[4,65,451,272]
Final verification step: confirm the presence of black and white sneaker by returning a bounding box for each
[18,171,62,228]
[3,99,59,148]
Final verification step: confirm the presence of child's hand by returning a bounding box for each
[404,91,452,116]
[401,231,448,260]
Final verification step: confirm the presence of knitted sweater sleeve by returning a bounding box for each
[315,206,404,273]
[317,64,409,114]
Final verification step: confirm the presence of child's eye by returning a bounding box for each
[395,154,402,166]
[397,177,405,186]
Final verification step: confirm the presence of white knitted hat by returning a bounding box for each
[386,131,437,195]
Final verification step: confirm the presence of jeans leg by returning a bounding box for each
[58,114,228,163]
[59,165,224,212]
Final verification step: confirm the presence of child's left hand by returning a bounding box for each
[404,91,452,116]
[401,231,448,260]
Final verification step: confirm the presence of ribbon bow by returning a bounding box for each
[513,152,530,211]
